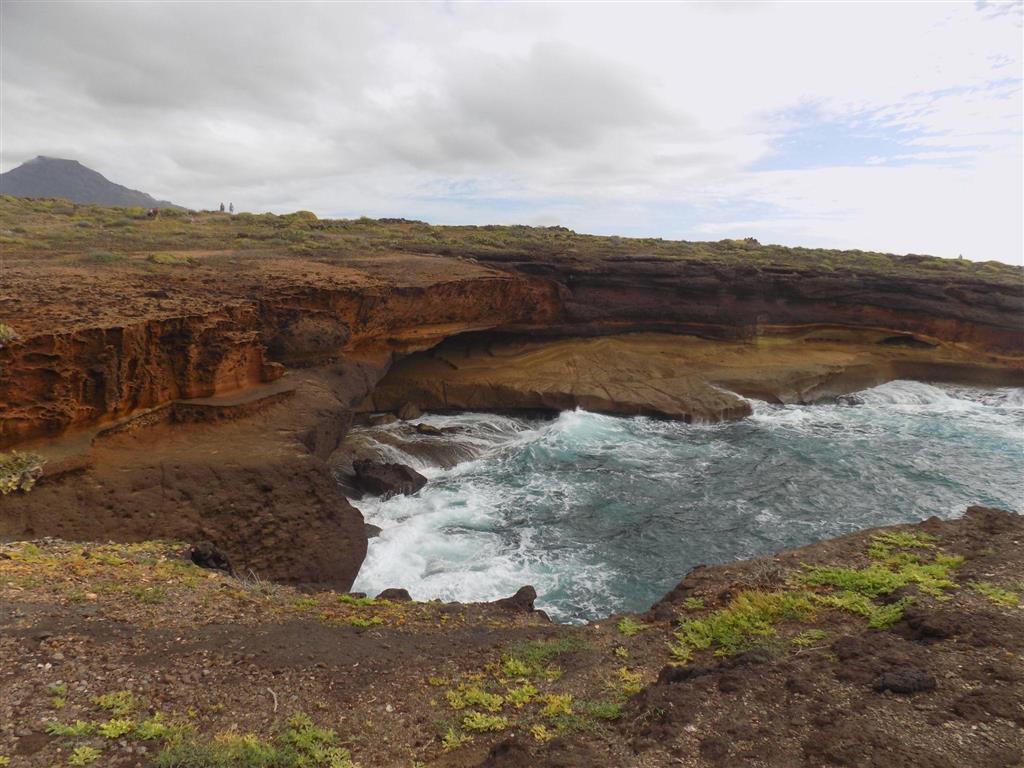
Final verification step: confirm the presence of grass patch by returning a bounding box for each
[969,581,1019,607]
[461,712,508,733]
[680,597,705,611]
[154,712,356,767]
[583,700,622,720]
[802,552,962,599]
[98,718,135,738]
[441,727,471,751]
[130,585,168,604]
[337,594,380,606]
[45,720,95,738]
[504,682,537,708]
[616,617,650,637]
[68,746,103,765]
[93,691,137,717]
[85,250,126,264]
[538,693,573,719]
[670,590,817,658]
[790,629,827,647]
[500,635,587,679]
[446,686,504,713]
[148,253,193,266]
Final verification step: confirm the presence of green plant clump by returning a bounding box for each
[0,322,18,346]
[969,581,1020,607]
[671,590,817,658]
[616,617,650,637]
[155,712,356,767]
[0,450,45,495]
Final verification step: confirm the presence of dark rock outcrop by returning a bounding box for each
[189,541,233,574]
[492,585,538,612]
[352,459,426,498]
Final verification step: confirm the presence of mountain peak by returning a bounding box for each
[0,156,180,209]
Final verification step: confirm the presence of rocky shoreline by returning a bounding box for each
[2,507,1021,766]
[1,201,1023,765]
[2,201,1023,588]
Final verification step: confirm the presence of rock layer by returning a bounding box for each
[1,203,1022,588]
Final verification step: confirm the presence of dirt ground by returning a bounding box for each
[2,506,1021,767]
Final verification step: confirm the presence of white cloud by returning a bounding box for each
[1,1,1020,262]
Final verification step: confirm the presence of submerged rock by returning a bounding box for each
[368,413,398,426]
[352,459,426,498]
[365,523,383,539]
[414,423,443,436]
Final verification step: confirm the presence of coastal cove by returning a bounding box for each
[1,201,1023,767]
[351,382,1024,622]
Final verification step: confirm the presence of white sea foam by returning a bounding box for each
[349,385,1024,622]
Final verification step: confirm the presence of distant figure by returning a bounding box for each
[229,202,234,214]
[219,202,225,212]
[147,208,159,219]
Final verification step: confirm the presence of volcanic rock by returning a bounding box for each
[352,459,427,498]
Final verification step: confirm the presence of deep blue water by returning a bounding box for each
[352,381,1024,623]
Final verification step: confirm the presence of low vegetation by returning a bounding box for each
[1,195,1018,286]
[0,450,45,495]
[0,322,18,346]
[669,529,966,661]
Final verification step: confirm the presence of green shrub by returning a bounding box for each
[68,746,103,765]
[0,323,18,346]
[0,450,45,494]
[671,590,817,657]
[461,712,508,732]
[616,617,650,637]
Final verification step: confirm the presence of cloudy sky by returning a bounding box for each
[2,1,1021,262]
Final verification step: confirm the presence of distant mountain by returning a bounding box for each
[0,156,181,209]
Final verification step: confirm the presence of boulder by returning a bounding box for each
[352,459,426,498]
[189,541,233,574]
[415,423,443,436]
[396,402,422,421]
[492,585,537,612]
[871,668,936,694]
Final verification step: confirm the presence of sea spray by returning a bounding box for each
[351,382,1024,623]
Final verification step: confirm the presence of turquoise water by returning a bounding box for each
[351,381,1024,623]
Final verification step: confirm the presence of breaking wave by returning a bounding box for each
[351,381,1024,623]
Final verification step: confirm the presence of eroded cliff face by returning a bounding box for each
[473,253,1024,357]
[0,306,283,447]
[1,227,1022,589]
[0,261,560,449]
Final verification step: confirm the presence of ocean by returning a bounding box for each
[351,381,1024,623]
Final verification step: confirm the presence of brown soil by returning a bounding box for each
[2,507,1021,767]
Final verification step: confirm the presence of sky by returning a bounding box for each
[1,1,1022,263]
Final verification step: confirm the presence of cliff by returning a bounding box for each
[0,198,1022,587]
